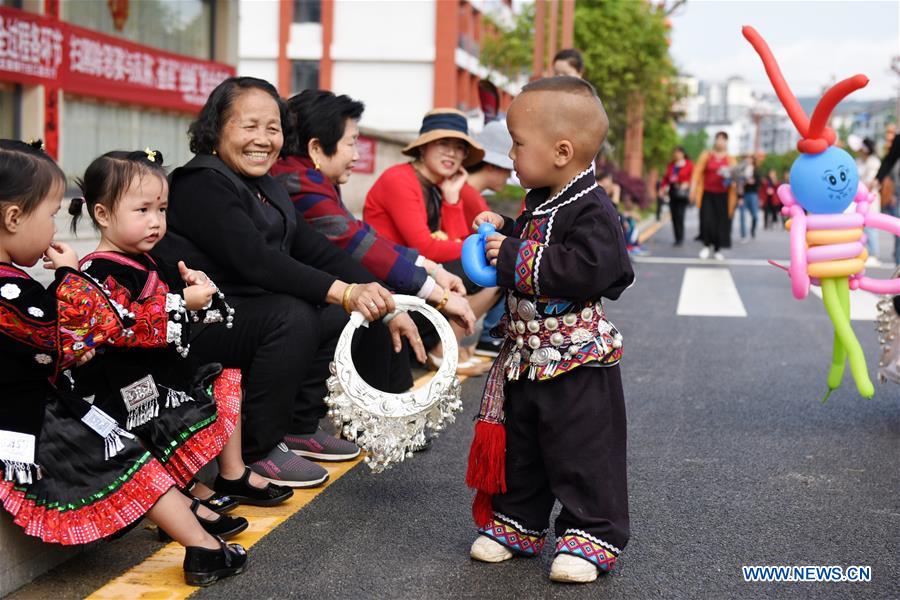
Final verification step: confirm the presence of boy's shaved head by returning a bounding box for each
[517,76,609,162]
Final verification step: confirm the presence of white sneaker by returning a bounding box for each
[699,246,711,259]
[550,553,599,583]
[714,251,725,261]
[866,256,882,267]
[470,536,513,563]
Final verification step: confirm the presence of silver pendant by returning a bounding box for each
[516,299,537,322]
[507,294,518,314]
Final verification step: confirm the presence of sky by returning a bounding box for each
[668,0,900,100]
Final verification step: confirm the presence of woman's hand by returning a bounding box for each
[183,282,217,310]
[42,241,79,270]
[472,211,505,231]
[484,233,508,266]
[349,282,396,321]
[433,267,466,296]
[387,312,426,363]
[440,167,468,204]
[440,292,476,335]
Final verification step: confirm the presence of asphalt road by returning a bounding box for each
[194,209,900,599]
[13,207,900,599]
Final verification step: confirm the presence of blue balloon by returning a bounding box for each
[461,223,498,287]
[789,146,859,214]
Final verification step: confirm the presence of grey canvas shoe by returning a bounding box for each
[249,442,329,488]
[283,429,361,461]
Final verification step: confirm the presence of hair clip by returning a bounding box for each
[144,147,157,162]
[27,139,45,151]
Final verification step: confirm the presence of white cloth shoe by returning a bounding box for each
[714,251,725,261]
[550,553,599,583]
[699,246,711,259]
[470,536,513,563]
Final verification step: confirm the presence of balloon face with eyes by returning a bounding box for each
[789,146,859,214]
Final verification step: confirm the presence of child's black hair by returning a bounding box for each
[71,149,167,233]
[0,139,66,221]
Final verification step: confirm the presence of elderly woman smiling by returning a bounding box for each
[269,90,476,338]
[156,77,423,491]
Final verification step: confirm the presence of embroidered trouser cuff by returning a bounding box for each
[555,529,619,572]
[478,512,546,557]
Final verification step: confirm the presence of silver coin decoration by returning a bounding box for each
[527,320,540,333]
[516,299,537,322]
[325,295,462,473]
[545,317,559,331]
[563,313,578,327]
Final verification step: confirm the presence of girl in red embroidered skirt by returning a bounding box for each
[0,140,247,586]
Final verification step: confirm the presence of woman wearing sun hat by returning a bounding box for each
[365,108,498,374]
[364,108,485,263]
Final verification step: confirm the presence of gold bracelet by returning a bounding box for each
[342,283,357,314]
[435,288,450,312]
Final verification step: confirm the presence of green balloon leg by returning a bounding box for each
[820,277,874,399]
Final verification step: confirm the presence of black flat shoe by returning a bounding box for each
[213,466,293,507]
[183,537,248,587]
[189,486,238,514]
[158,499,249,542]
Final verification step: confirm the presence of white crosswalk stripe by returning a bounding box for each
[676,267,747,317]
[808,286,880,321]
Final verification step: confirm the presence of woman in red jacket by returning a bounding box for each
[662,146,693,246]
[364,108,500,372]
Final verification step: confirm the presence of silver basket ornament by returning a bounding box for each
[325,295,463,472]
[875,266,900,384]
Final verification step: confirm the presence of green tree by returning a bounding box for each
[574,1,682,170]
[480,1,682,171]
[678,129,708,161]
[480,4,535,84]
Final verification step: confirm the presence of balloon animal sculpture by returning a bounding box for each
[744,26,900,400]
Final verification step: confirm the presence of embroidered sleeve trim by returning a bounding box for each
[513,240,542,296]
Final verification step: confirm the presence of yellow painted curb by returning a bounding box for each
[84,357,492,599]
[85,457,363,600]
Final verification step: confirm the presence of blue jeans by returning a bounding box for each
[480,296,505,343]
[739,192,759,239]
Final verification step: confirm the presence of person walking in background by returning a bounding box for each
[691,131,736,261]
[762,169,782,230]
[662,146,692,246]
[877,125,900,265]
[856,137,882,266]
[737,154,762,243]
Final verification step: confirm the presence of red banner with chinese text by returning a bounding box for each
[0,5,234,113]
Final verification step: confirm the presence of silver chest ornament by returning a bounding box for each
[325,295,462,473]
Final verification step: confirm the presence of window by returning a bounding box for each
[0,83,18,140]
[293,0,321,23]
[291,61,320,94]
[61,0,213,60]
[61,96,194,181]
